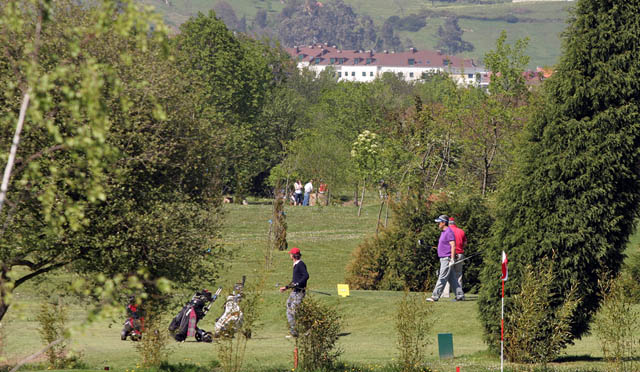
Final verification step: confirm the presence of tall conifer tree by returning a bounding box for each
[478,0,640,352]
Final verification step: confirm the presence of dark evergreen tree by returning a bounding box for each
[435,17,473,55]
[478,0,640,354]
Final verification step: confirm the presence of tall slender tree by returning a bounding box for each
[478,0,640,355]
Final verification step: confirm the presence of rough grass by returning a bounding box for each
[3,199,635,371]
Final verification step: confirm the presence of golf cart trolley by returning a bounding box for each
[168,276,247,342]
[169,287,222,342]
[213,276,247,339]
[121,296,143,341]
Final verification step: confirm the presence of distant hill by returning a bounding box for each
[139,0,573,68]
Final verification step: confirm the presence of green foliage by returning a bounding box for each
[294,296,343,371]
[277,0,378,50]
[135,308,170,368]
[504,259,580,364]
[435,17,474,55]
[593,274,640,372]
[346,194,492,291]
[479,0,640,352]
[0,0,173,321]
[272,195,288,251]
[174,11,291,195]
[36,300,69,368]
[395,291,433,372]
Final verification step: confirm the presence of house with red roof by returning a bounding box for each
[285,43,487,86]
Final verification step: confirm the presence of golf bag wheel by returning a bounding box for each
[121,330,128,341]
[196,330,213,343]
[131,333,142,342]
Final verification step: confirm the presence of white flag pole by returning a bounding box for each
[500,251,508,372]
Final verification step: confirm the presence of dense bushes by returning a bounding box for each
[346,194,492,292]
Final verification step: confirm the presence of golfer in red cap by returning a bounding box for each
[279,247,309,338]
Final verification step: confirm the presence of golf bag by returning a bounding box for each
[168,288,222,342]
[214,277,247,338]
[121,297,143,341]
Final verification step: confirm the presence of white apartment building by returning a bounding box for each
[285,44,488,86]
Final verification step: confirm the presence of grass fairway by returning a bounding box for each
[2,200,630,371]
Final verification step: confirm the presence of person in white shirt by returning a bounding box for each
[303,179,313,206]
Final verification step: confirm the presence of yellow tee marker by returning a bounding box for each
[337,284,350,297]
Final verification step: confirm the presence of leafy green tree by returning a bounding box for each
[0,0,228,322]
[351,130,382,216]
[174,12,290,195]
[0,0,168,322]
[454,32,531,196]
[478,0,640,353]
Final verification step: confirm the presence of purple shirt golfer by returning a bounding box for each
[427,214,464,302]
[437,227,455,258]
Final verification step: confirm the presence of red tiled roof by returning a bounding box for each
[285,43,475,69]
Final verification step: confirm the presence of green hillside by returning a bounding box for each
[140,0,573,68]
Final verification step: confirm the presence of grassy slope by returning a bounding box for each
[141,0,573,68]
[4,199,630,371]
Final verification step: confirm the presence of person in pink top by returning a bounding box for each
[448,217,466,300]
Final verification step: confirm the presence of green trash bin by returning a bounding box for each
[438,333,454,359]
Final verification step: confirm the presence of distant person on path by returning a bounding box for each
[303,179,313,206]
[294,180,303,206]
[448,217,467,300]
[427,215,464,302]
[279,247,309,338]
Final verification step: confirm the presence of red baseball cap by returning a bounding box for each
[289,247,301,254]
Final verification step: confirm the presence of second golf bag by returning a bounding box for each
[213,277,247,338]
[168,288,222,342]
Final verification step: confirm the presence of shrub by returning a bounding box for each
[593,274,640,372]
[395,291,434,372]
[36,300,69,368]
[346,194,492,292]
[504,258,580,364]
[135,308,170,367]
[294,295,343,371]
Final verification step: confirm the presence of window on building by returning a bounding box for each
[352,71,355,76]
[370,71,374,76]
[366,58,372,64]
[362,71,366,76]
[354,58,359,64]
[409,72,414,78]
[443,59,450,66]
[408,58,415,65]
[338,72,342,77]
[298,55,304,61]
[397,72,403,77]
[468,73,473,78]
[330,58,335,64]
[315,57,321,64]
[339,58,345,64]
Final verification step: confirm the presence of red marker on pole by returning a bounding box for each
[500,251,509,372]
[294,347,298,369]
